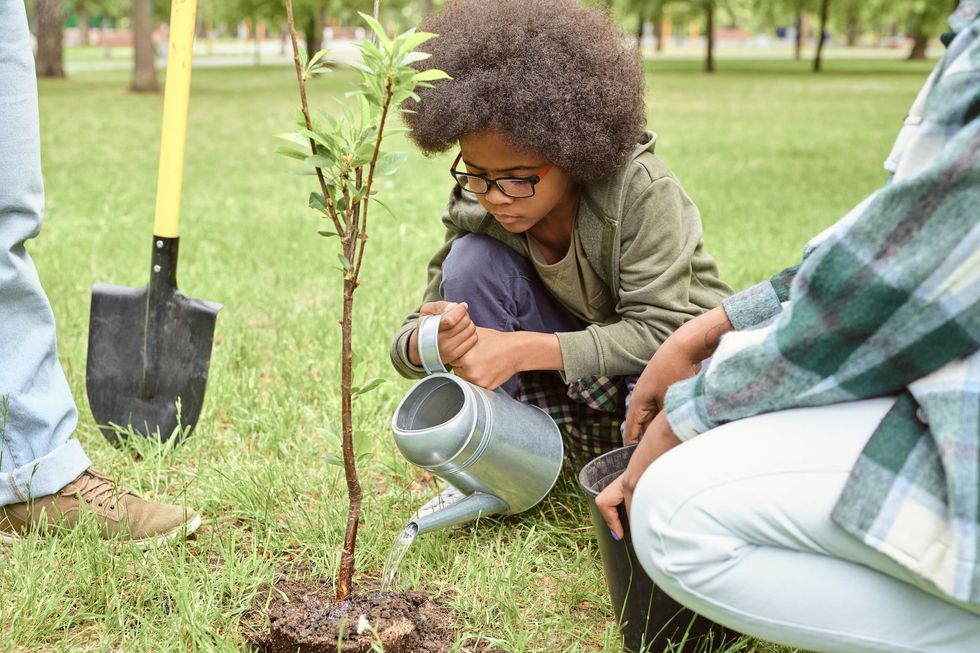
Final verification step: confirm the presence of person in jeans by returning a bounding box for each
[388,0,731,465]
[596,3,980,651]
[0,0,199,545]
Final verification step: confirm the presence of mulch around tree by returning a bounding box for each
[246,577,455,653]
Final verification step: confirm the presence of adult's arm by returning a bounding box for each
[665,109,980,440]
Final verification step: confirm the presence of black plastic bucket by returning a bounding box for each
[579,446,738,652]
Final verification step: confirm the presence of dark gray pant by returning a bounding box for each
[440,234,586,395]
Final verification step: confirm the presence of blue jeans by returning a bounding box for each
[0,1,92,506]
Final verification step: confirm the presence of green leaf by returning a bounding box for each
[400,30,437,52]
[307,48,329,70]
[370,196,396,219]
[274,144,309,160]
[297,44,309,70]
[358,11,391,49]
[399,51,431,66]
[345,60,374,75]
[352,377,387,398]
[304,154,334,169]
[318,229,338,238]
[375,151,408,176]
[412,68,451,83]
[309,192,328,212]
[294,107,308,129]
[337,253,352,271]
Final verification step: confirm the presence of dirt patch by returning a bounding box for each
[247,579,454,653]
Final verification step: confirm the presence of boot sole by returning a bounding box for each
[0,513,202,547]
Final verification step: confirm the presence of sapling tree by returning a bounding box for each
[278,1,448,601]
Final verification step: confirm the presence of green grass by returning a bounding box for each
[4,57,931,651]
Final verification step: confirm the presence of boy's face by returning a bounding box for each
[457,131,577,236]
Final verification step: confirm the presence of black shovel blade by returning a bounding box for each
[86,237,221,445]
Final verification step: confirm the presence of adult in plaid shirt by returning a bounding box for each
[597,3,980,651]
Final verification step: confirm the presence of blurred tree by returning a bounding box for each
[812,0,829,71]
[905,0,951,59]
[35,0,65,77]
[132,0,158,92]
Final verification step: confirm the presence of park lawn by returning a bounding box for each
[5,56,932,652]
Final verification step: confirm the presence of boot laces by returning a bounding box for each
[68,469,134,510]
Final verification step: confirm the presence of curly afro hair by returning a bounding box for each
[404,0,646,183]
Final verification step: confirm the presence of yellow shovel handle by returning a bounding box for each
[153,0,198,239]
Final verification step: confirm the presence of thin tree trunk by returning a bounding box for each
[424,0,434,15]
[813,0,831,72]
[705,1,715,73]
[336,282,361,602]
[35,0,65,78]
[793,9,803,60]
[131,0,159,92]
[844,6,859,47]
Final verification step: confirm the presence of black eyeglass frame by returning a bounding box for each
[448,152,553,199]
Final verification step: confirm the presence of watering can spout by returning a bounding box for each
[410,492,509,535]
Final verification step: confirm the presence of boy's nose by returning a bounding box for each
[485,184,513,205]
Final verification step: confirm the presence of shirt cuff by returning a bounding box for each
[664,373,717,441]
[555,328,603,382]
[390,321,427,379]
[722,280,783,331]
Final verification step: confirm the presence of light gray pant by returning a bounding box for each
[631,398,980,653]
[0,0,92,506]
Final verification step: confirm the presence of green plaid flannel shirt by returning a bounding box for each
[665,4,980,604]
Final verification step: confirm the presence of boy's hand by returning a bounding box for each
[451,327,518,390]
[408,301,477,368]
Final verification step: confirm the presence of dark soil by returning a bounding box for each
[247,579,455,653]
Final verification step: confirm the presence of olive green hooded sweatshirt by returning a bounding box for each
[390,132,732,382]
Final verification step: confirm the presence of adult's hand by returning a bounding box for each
[597,412,683,540]
[407,301,477,368]
[622,306,733,445]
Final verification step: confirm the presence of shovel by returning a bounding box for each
[86,0,221,445]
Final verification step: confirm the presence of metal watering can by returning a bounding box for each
[391,314,564,535]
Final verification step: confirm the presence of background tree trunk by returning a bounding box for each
[705,1,715,73]
[424,0,434,15]
[303,12,323,53]
[79,10,91,46]
[907,30,929,60]
[812,0,831,72]
[653,0,665,52]
[636,6,645,48]
[844,5,859,46]
[793,8,803,60]
[35,0,65,78]
[131,0,159,93]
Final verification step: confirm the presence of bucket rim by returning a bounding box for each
[578,444,637,498]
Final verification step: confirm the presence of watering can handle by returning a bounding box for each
[417,313,450,375]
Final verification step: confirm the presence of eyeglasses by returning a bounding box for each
[449,153,553,199]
